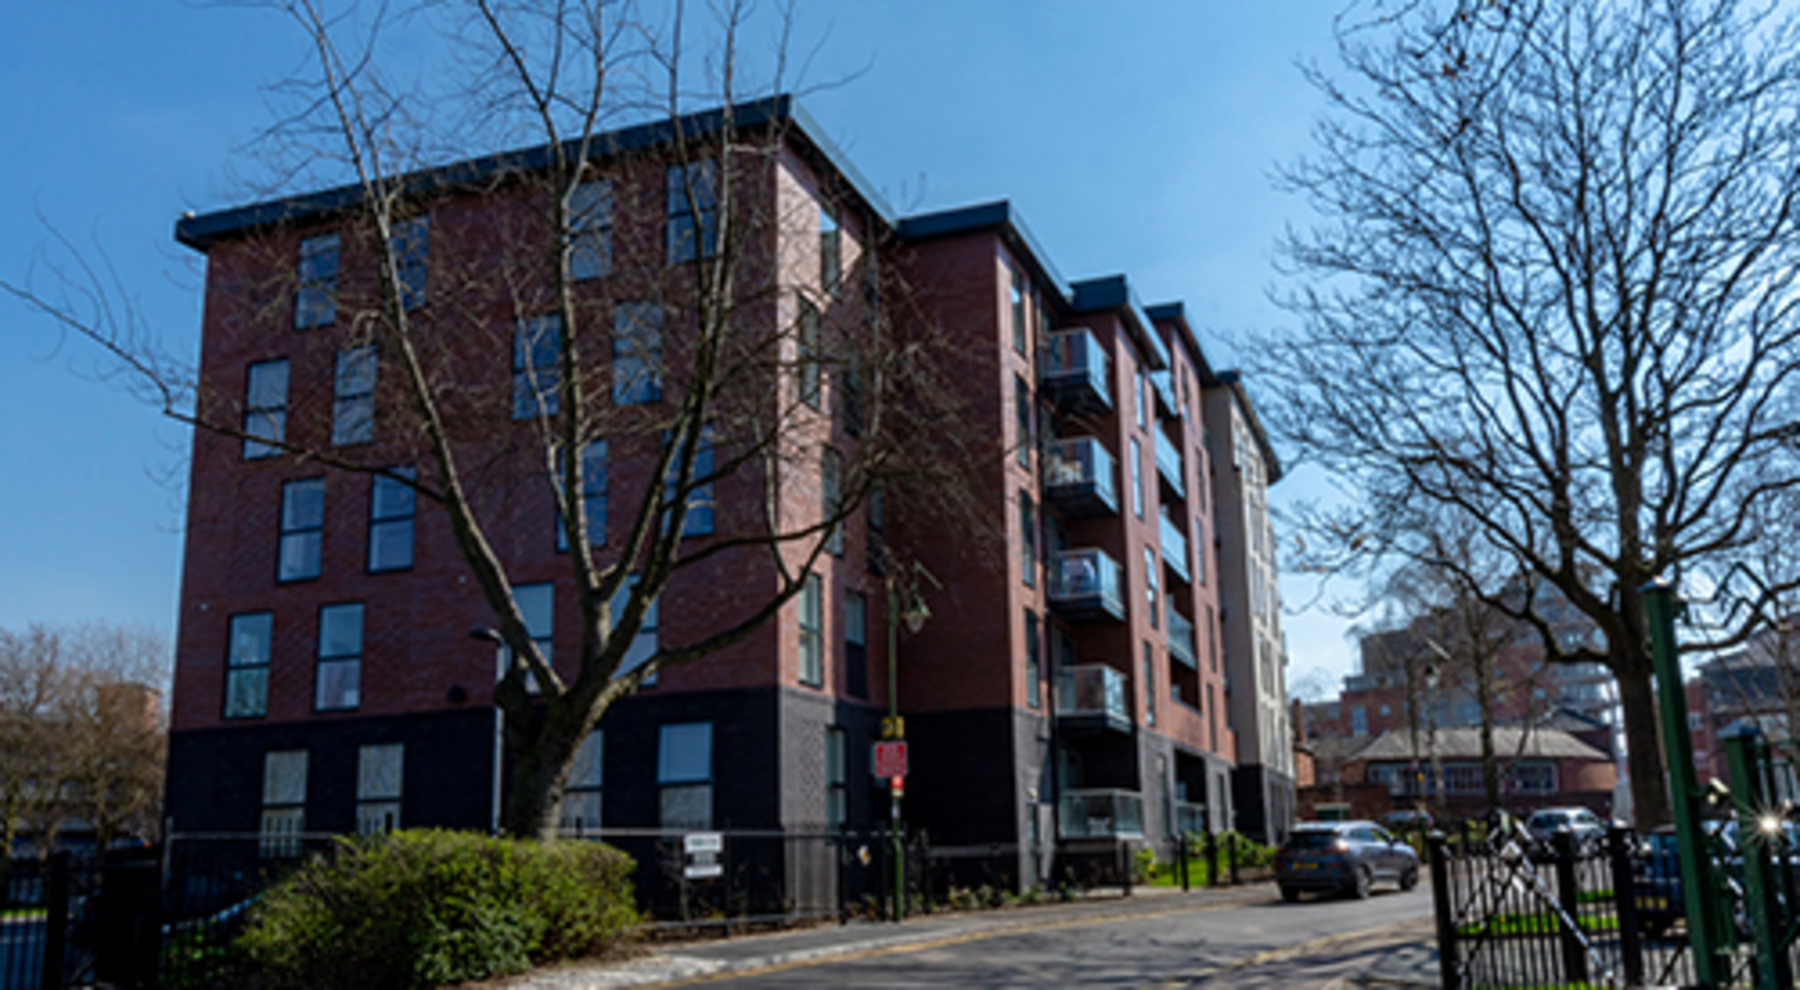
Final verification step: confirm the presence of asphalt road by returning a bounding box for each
[687,885,1436,989]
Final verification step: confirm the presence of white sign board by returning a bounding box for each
[683,832,723,879]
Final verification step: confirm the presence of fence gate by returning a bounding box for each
[0,851,103,990]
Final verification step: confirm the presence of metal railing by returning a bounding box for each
[1043,438,1117,514]
[1168,611,1198,668]
[1055,664,1129,729]
[1153,428,1185,498]
[1058,790,1144,840]
[1041,330,1112,410]
[1159,513,1191,584]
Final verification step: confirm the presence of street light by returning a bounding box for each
[884,561,937,922]
[471,627,506,836]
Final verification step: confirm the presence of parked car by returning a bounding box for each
[1275,821,1421,902]
[1525,807,1606,853]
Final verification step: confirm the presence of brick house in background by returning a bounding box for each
[161,98,1288,900]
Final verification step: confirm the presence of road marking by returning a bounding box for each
[637,893,1276,988]
[1135,916,1435,989]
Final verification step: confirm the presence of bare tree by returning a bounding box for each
[7,0,970,839]
[0,627,68,856]
[1262,0,1800,825]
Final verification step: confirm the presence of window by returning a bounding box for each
[279,478,325,582]
[820,205,841,297]
[562,730,603,836]
[570,179,614,280]
[1145,547,1159,630]
[845,591,868,699]
[389,216,429,310]
[1350,705,1368,736]
[1206,605,1218,672]
[658,722,713,829]
[315,603,363,711]
[1130,438,1144,518]
[355,743,403,835]
[224,612,272,719]
[825,727,847,830]
[799,573,824,687]
[333,346,377,445]
[1025,609,1041,709]
[798,298,822,409]
[1143,643,1157,727]
[243,359,289,459]
[1010,267,1026,355]
[1019,493,1036,587]
[367,468,415,572]
[1134,371,1147,429]
[666,161,718,263]
[559,441,607,549]
[841,354,865,437]
[1207,684,1219,751]
[866,485,887,574]
[673,431,714,537]
[613,301,663,405]
[822,447,843,555]
[514,583,555,686]
[609,577,658,681]
[513,314,561,419]
[295,233,339,328]
[1014,375,1032,467]
[261,749,308,857]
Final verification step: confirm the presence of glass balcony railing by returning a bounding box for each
[1168,610,1198,669]
[1150,369,1179,419]
[1043,437,1118,517]
[1059,789,1145,839]
[1153,428,1185,498]
[1041,329,1112,412]
[1055,663,1130,733]
[1160,513,1191,584]
[1048,548,1125,621]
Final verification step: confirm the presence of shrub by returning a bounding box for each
[236,830,637,990]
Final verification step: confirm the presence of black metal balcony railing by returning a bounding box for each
[1047,548,1126,622]
[1041,330,1112,414]
[1153,428,1185,499]
[1055,663,1131,734]
[1059,789,1145,840]
[1043,437,1118,518]
[1160,513,1191,584]
[1168,611,1198,669]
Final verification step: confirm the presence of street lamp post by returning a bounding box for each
[884,563,936,922]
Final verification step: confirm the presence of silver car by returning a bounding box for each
[1525,806,1605,852]
[1275,821,1421,901]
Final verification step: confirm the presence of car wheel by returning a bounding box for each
[1350,865,1372,899]
[1280,885,1301,903]
[1399,865,1419,891]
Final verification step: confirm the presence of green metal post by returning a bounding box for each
[1723,726,1791,990]
[1645,579,1731,987]
[887,581,904,922]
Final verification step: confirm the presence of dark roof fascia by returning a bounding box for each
[1144,300,1214,379]
[1214,370,1283,483]
[175,95,895,251]
[1070,275,1170,371]
[894,200,1072,303]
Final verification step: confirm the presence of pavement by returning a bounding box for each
[493,883,1442,989]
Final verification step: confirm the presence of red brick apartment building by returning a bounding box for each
[162,98,1287,895]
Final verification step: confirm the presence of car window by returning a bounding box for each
[1285,831,1339,850]
[1373,827,1395,844]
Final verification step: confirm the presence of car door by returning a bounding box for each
[1369,825,1401,879]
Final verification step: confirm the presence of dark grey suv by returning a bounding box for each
[1275,821,1421,901]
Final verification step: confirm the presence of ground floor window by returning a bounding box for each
[261,749,308,857]
[658,722,713,829]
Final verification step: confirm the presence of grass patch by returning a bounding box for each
[1459,911,1618,937]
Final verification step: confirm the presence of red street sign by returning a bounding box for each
[874,740,909,779]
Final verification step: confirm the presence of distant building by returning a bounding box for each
[1324,727,1616,821]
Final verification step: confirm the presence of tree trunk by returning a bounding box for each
[1615,660,1670,827]
[500,700,588,841]
[1477,651,1500,811]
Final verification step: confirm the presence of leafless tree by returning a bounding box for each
[6,0,973,839]
[1262,0,1800,825]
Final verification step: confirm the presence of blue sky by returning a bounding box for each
[0,2,1364,687]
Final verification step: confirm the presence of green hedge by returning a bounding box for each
[237,830,637,990]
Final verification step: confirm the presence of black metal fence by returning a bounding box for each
[1429,823,1800,990]
[1,851,105,990]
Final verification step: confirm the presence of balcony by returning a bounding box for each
[1160,513,1191,584]
[1043,438,1118,518]
[1048,548,1125,622]
[1150,369,1179,419]
[1055,663,1131,735]
[1154,428,1186,499]
[1041,329,1113,414]
[1059,789,1145,840]
[1168,611,1198,669]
